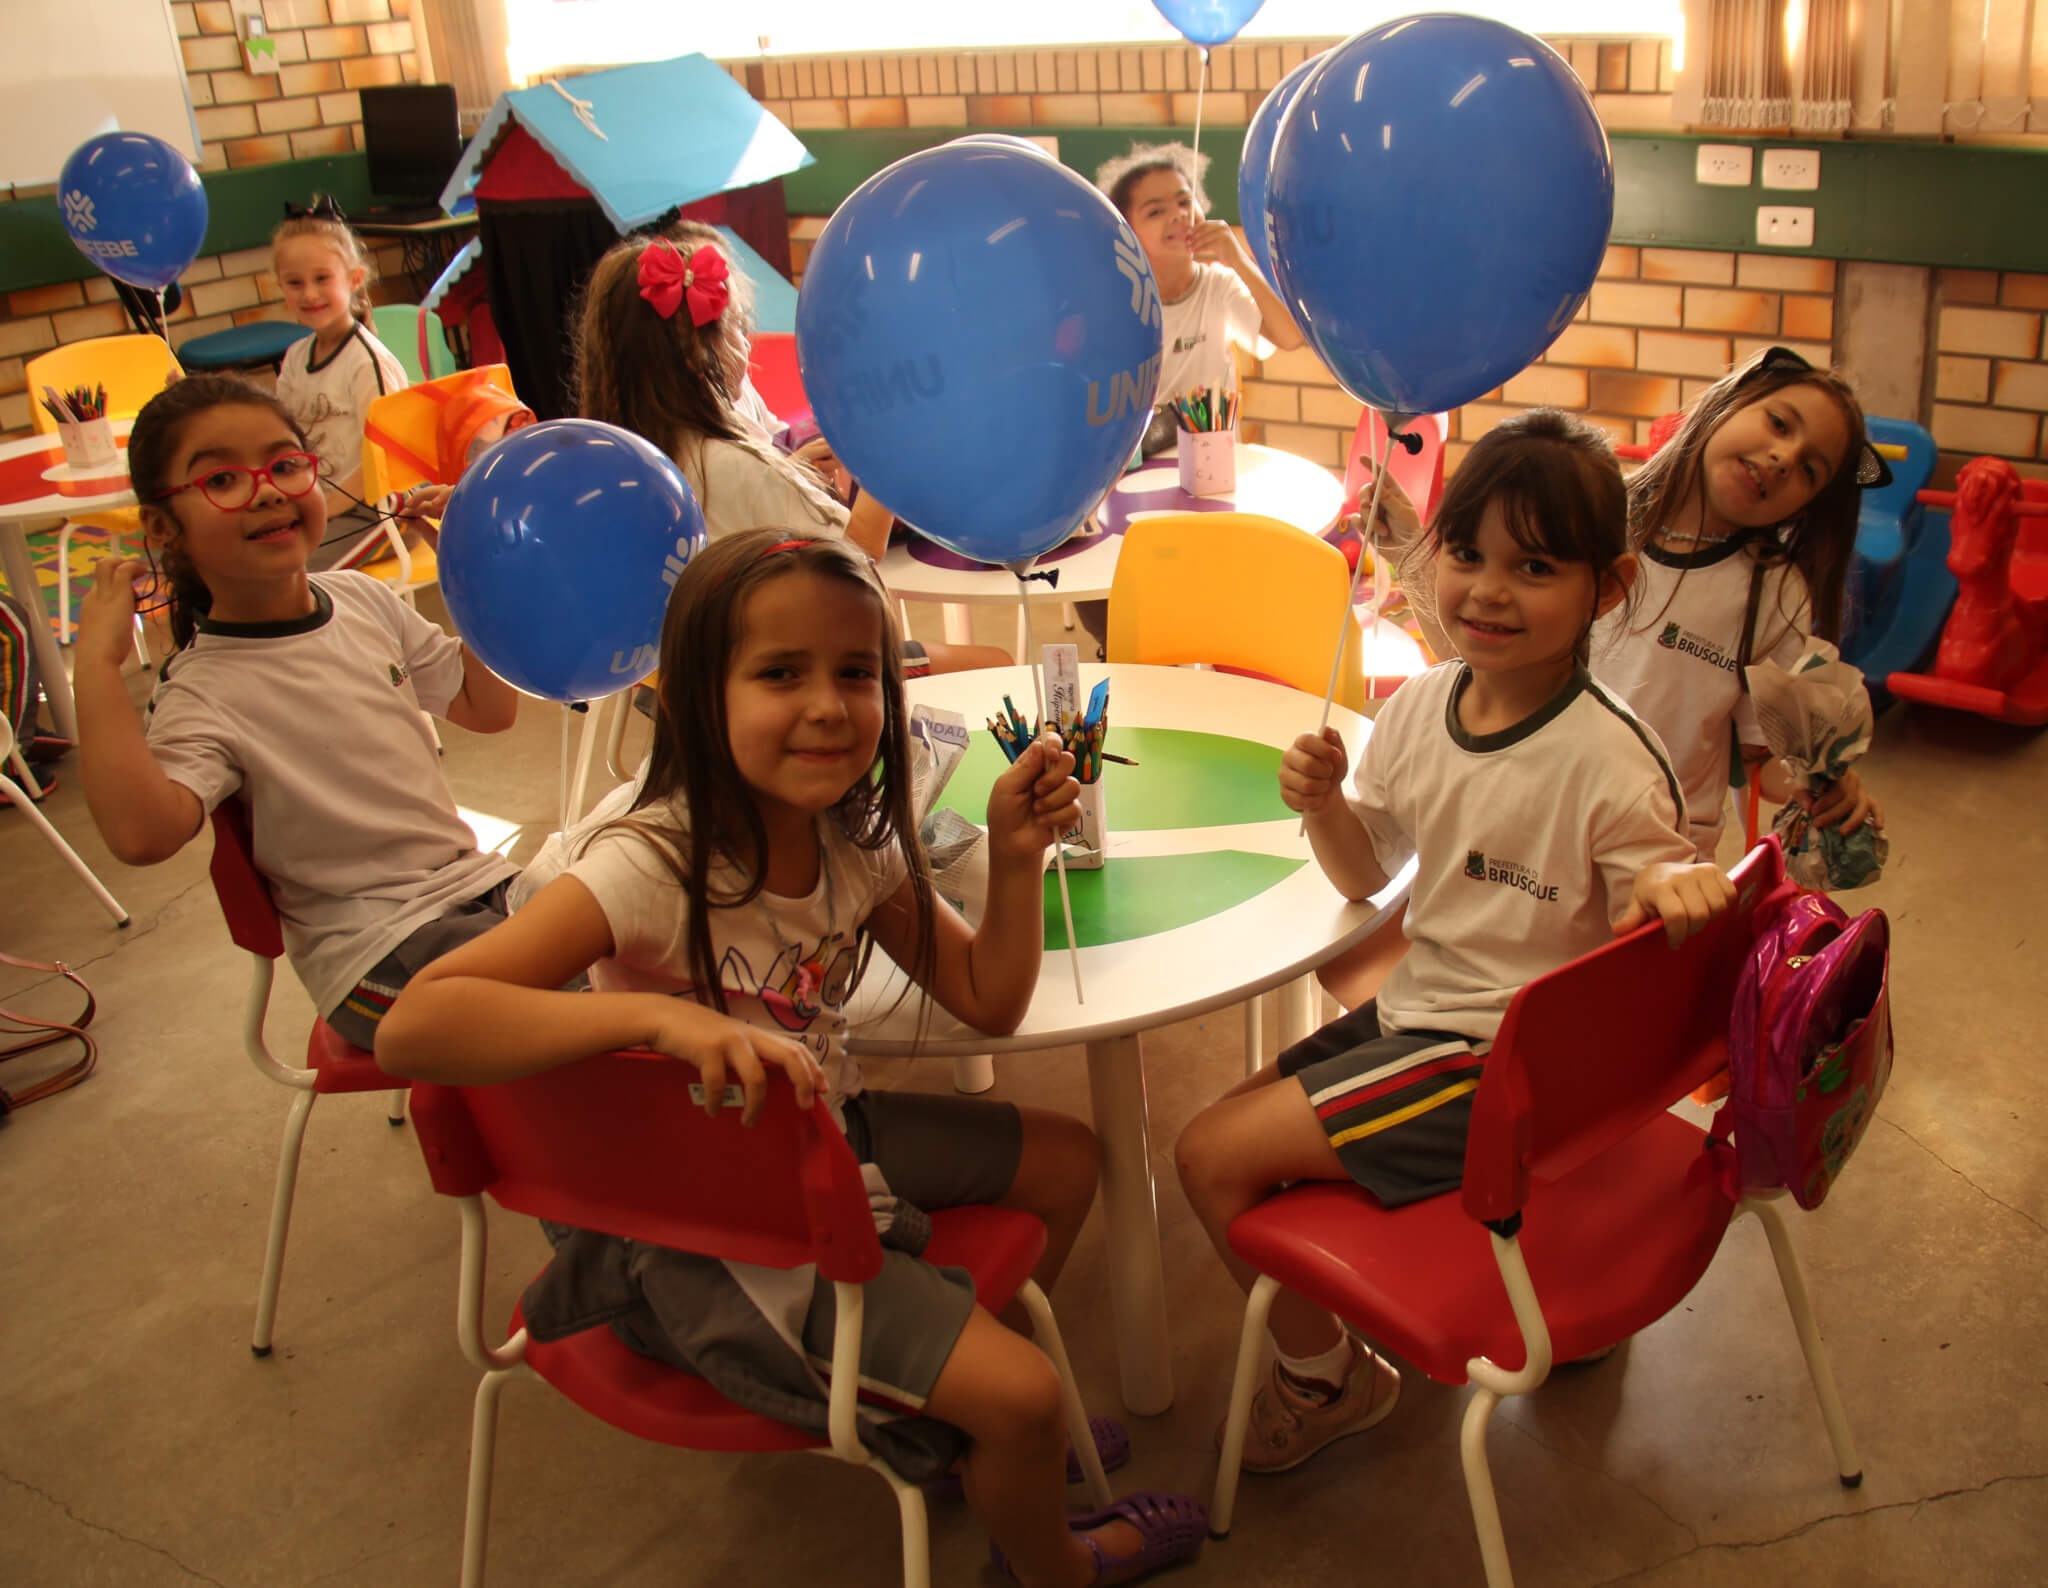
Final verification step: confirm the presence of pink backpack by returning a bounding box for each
[1715,882,1893,1210]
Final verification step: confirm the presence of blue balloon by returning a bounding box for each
[1267,17,1613,418]
[438,420,706,703]
[796,143,1162,566]
[58,134,209,292]
[1152,0,1267,48]
[1237,54,1320,294]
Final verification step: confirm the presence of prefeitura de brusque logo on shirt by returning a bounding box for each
[388,662,410,688]
[1464,850,1561,902]
[1657,620,1738,672]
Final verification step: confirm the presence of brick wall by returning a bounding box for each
[1929,270,2048,466]
[0,0,421,434]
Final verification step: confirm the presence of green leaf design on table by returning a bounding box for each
[1041,851,1305,950]
[939,726,1293,830]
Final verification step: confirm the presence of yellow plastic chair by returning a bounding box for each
[1106,511,1367,713]
[1108,512,1368,1077]
[27,334,182,647]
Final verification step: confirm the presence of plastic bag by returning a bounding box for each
[1745,640,1888,889]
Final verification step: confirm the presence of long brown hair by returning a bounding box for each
[130,375,311,650]
[1400,407,1634,664]
[1626,348,1869,642]
[570,231,837,529]
[594,529,936,1019]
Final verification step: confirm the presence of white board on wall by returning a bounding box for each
[1,0,201,188]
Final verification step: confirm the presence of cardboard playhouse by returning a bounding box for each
[427,53,813,420]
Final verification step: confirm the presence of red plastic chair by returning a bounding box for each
[409,1053,1113,1588]
[1341,408,1447,529]
[1209,839,1862,1586]
[206,801,410,1356]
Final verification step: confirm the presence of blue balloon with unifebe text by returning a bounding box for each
[795,141,1162,566]
[1152,0,1267,47]
[437,419,705,703]
[58,133,210,292]
[1237,54,1320,295]
[1267,15,1613,418]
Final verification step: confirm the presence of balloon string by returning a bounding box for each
[1191,47,1209,163]
[1016,570,1087,1005]
[154,287,179,368]
[1301,421,1401,834]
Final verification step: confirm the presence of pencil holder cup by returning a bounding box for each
[1178,428,1236,498]
[1060,778,1108,870]
[58,418,118,470]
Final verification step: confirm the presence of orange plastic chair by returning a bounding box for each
[1209,839,1862,1585]
[206,800,411,1356]
[1107,512,1366,712]
[409,1053,1112,1588]
[27,333,183,646]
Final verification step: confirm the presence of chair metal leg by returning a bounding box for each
[461,1366,519,1588]
[1747,1197,1863,1484]
[1210,1273,1280,1538]
[874,1459,933,1588]
[57,521,75,646]
[252,1087,317,1356]
[0,767,130,926]
[1459,1385,1514,1588]
[1016,1278,1113,1508]
[1242,996,1264,1077]
[386,1087,407,1126]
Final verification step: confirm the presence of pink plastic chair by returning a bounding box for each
[206,800,410,1356]
[1210,839,1862,1586]
[1340,409,1448,530]
[409,1052,1112,1588]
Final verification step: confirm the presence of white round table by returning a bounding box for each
[847,663,1412,1415]
[876,440,1345,650]
[0,425,138,742]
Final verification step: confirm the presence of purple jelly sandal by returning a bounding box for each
[925,1414,1130,1502]
[990,1489,1208,1584]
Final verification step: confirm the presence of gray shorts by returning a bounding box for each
[1280,1000,1484,1209]
[615,1088,1023,1406]
[325,883,513,1048]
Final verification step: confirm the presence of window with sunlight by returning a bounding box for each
[505,0,1681,82]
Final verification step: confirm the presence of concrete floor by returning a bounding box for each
[3,595,2045,1588]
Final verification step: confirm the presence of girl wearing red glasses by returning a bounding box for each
[71,375,523,1056]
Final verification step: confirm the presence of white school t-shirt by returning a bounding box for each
[562,798,907,1110]
[1157,263,1262,404]
[1591,541,1812,857]
[1347,661,1693,1048]
[274,322,409,488]
[145,573,516,1019]
[671,434,848,544]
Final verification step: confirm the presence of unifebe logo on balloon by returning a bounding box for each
[1113,235,1161,331]
[63,191,96,233]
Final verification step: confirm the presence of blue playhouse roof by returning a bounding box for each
[438,53,814,233]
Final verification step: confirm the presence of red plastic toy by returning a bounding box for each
[1888,456,2048,725]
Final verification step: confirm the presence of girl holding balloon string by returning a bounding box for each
[1177,411,1733,1473]
[377,529,1212,1587]
[574,227,1011,676]
[70,375,522,1053]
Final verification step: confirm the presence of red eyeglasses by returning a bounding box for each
[157,452,322,511]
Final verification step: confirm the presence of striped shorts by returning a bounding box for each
[1279,1001,1485,1209]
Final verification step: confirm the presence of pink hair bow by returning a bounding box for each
[637,240,731,327]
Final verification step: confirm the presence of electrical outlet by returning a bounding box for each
[1761,148,1821,190]
[1756,205,1815,248]
[1695,144,1754,186]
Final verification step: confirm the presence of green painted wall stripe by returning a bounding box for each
[2,155,375,296]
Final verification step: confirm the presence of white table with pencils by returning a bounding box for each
[846,662,1411,1416]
